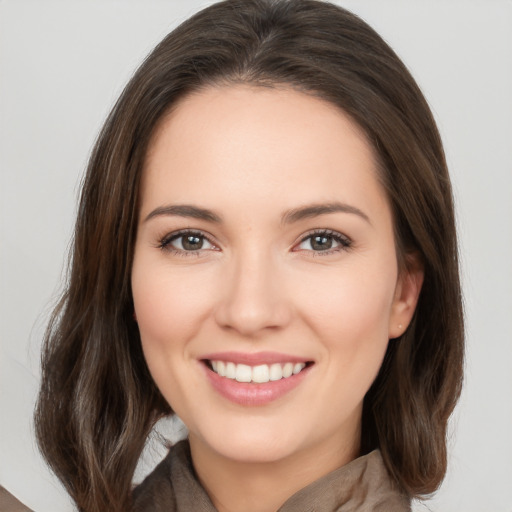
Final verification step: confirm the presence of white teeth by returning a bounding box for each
[252,364,270,383]
[226,362,236,379]
[210,360,307,383]
[282,362,294,378]
[293,363,304,375]
[235,364,252,382]
[269,363,283,381]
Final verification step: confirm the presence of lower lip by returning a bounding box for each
[202,363,312,406]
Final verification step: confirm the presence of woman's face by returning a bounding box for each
[132,85,421,466]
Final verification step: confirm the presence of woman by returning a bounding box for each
[34,0,464,511]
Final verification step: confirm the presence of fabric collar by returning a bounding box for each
[133,439,411,512]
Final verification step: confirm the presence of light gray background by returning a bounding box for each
[1,1,511,510]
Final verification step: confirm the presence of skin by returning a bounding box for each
[131,85,423,512]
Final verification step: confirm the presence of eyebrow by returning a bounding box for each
[144,204,222,223]
[281,202,371,225]
[143,201,370,225]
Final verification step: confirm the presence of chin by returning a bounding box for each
[192,419,308,464]
[215,438,298,464]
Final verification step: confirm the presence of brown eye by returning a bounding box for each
[181,234,204,250]
[310,235,334,251]
[160,230,216,253]
[296,230,351,253]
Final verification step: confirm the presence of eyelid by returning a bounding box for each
[292,229,352,254]
[157,228,219,255]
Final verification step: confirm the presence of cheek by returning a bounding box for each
[293,257,397,399]
[297,261,396,338]
[294,265,396,425]
[133,262,208,342]
[131,260,214,415]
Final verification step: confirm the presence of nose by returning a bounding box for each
[214,250,292,337]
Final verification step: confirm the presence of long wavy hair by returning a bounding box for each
[34,1,464,510]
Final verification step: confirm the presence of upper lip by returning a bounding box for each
[200,351,312,366]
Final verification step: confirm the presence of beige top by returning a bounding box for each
[132,440,411,512]
[0,487,33,512]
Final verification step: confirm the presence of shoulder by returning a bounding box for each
[131,439,215,512]
[130,442,180,512]
[131,438,216,512]
[279,449,411,512]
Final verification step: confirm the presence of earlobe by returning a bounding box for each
[388,254,424,339]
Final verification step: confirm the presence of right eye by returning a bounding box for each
[158,230,217,255]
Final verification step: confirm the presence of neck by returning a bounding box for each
[188,431,360,512]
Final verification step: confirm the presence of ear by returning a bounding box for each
[388,253,424,339]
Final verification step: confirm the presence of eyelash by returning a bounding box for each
[157,229,217,257]
[156,229,352,257]
[295,229,352,256]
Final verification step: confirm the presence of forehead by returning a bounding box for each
[141,84,388,222]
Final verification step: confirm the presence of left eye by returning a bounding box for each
[296,231,351,252]
[162,232,215,252]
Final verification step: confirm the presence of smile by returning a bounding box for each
[200,352,314,405]
[209,360,307,383]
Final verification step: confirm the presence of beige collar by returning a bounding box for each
[133,440,411,512]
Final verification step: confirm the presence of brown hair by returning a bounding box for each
[35,0,464,510]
